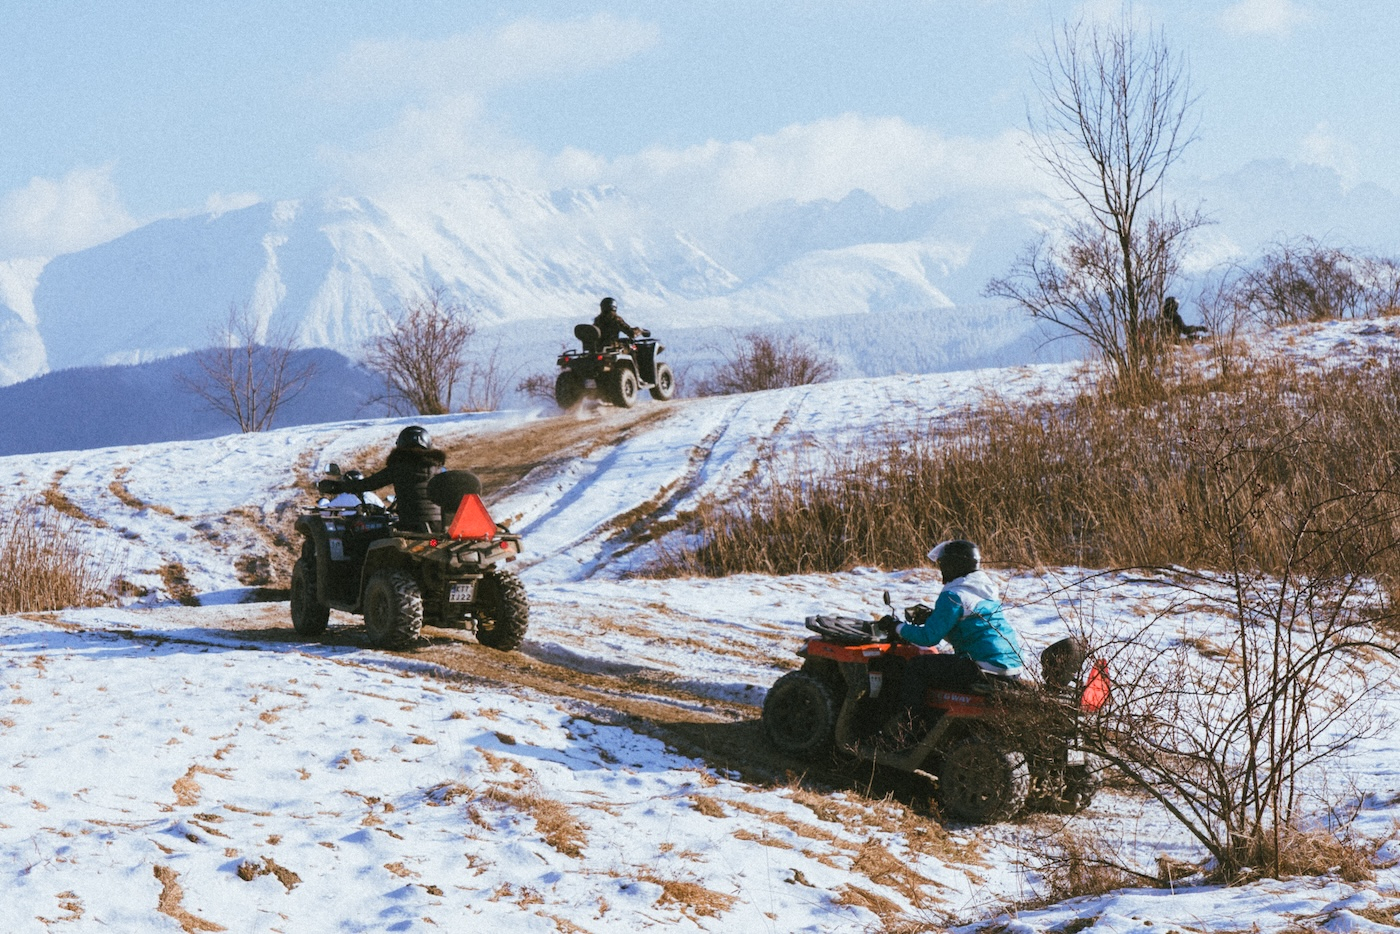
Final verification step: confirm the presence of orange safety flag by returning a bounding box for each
[447,494,496,540]
[1080,659,1111,712]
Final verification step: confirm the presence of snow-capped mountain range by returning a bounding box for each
[1,161,1397,389]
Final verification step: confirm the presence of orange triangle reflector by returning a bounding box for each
[1080,659,1111,712]
[447,494,496,540]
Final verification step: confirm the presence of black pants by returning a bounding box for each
[899,655,989,712]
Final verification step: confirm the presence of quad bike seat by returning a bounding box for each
[574,323,602,353]
[805,615,880,644]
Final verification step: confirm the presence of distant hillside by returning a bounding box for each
[0,348,386,456]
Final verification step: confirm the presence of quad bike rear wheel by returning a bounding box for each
[364,569,423,650]
[610,368,638,408]
[555,371,585,409]
[762,670,838,756]
[649,362,675,401]
[937,735,1030,823]
[474,569,530,651]
[290,556,330,637]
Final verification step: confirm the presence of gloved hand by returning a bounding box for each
[875,614,903,643]
[317,478,342,495]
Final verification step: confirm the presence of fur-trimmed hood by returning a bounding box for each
[387,446,447,469]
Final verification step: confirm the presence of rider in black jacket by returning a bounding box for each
[593,296,640,347]
[320,426,447,532]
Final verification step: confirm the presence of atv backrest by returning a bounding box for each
[574,323,601,352]
[427,469,482,517]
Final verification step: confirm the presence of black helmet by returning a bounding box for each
[927,539,980,581]
[599,296,617,313]
[396,425,431,450]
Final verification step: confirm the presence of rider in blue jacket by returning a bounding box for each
[881,540,1027,745]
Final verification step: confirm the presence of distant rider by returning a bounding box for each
[592,296,642,348]
[318,425,447,533]
[1162,296,1208,340]
[879,540,1027,744]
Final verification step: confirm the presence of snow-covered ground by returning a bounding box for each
[3,318,1400,932]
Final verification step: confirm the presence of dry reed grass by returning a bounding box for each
[483,785,589,858]
[0,496,115,613]
[652,353,1400,591]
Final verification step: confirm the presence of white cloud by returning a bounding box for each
[0,165,137,260]
[546,114,1043,229]
[1300,121,1359,187]
[317,14,658,201]
[312,13,659,102]
[204,192,262,217]
[1219,0,1309,38]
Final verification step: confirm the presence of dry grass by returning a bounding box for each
[1017,825,1144,906]
[636,871,737,920]
[0,496,115,613]
[484,785,589,858]
[1242,826,1375,884]
[652,352,1400,592]
[159,563,201,607]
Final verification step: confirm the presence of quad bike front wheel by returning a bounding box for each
[937,735,1030,823]
[289,556,330,637]
[762,670,838,756]
[555,371,585,409]
[649,362,675,401]
[363,569,423,650]
[610,368,638,408]
[474,569,529,651]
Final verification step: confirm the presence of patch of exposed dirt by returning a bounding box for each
[438,405,674,501]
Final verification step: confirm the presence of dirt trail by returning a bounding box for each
[80,602,829,788]
[439,404,674,497]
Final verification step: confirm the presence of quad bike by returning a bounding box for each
[761,593,1110,823]
[290,465,529,652]
[554,324,675,409]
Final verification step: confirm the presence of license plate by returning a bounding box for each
[449,582,476,603]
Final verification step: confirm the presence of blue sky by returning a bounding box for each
[2,0,1397,259]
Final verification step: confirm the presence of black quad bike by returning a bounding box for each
[290,466,529,652]
[554,324,675,409]
[761,594,1110,823]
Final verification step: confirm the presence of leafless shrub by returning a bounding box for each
[515,371,556,404]
[363,287,477,415]
[1067,417,1400,879]
[988,14,1204,394]
[1013,824,1146,906]
[0,497,114,612]
[458,337,521,412]
[1220,238,1400,326]
[696,331,838,396]
[179,302,317,432]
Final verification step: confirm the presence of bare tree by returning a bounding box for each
[697,331,838,396]
[179,302,317,432]
[363,288,477,415]
[458,337,519,412]
[1075,426,1400,879]
[988,15,1204,390]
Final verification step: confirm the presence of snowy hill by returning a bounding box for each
[0,173,1074,389]
[2,318,1399,931]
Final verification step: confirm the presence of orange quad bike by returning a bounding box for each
[761,593,1110,823]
